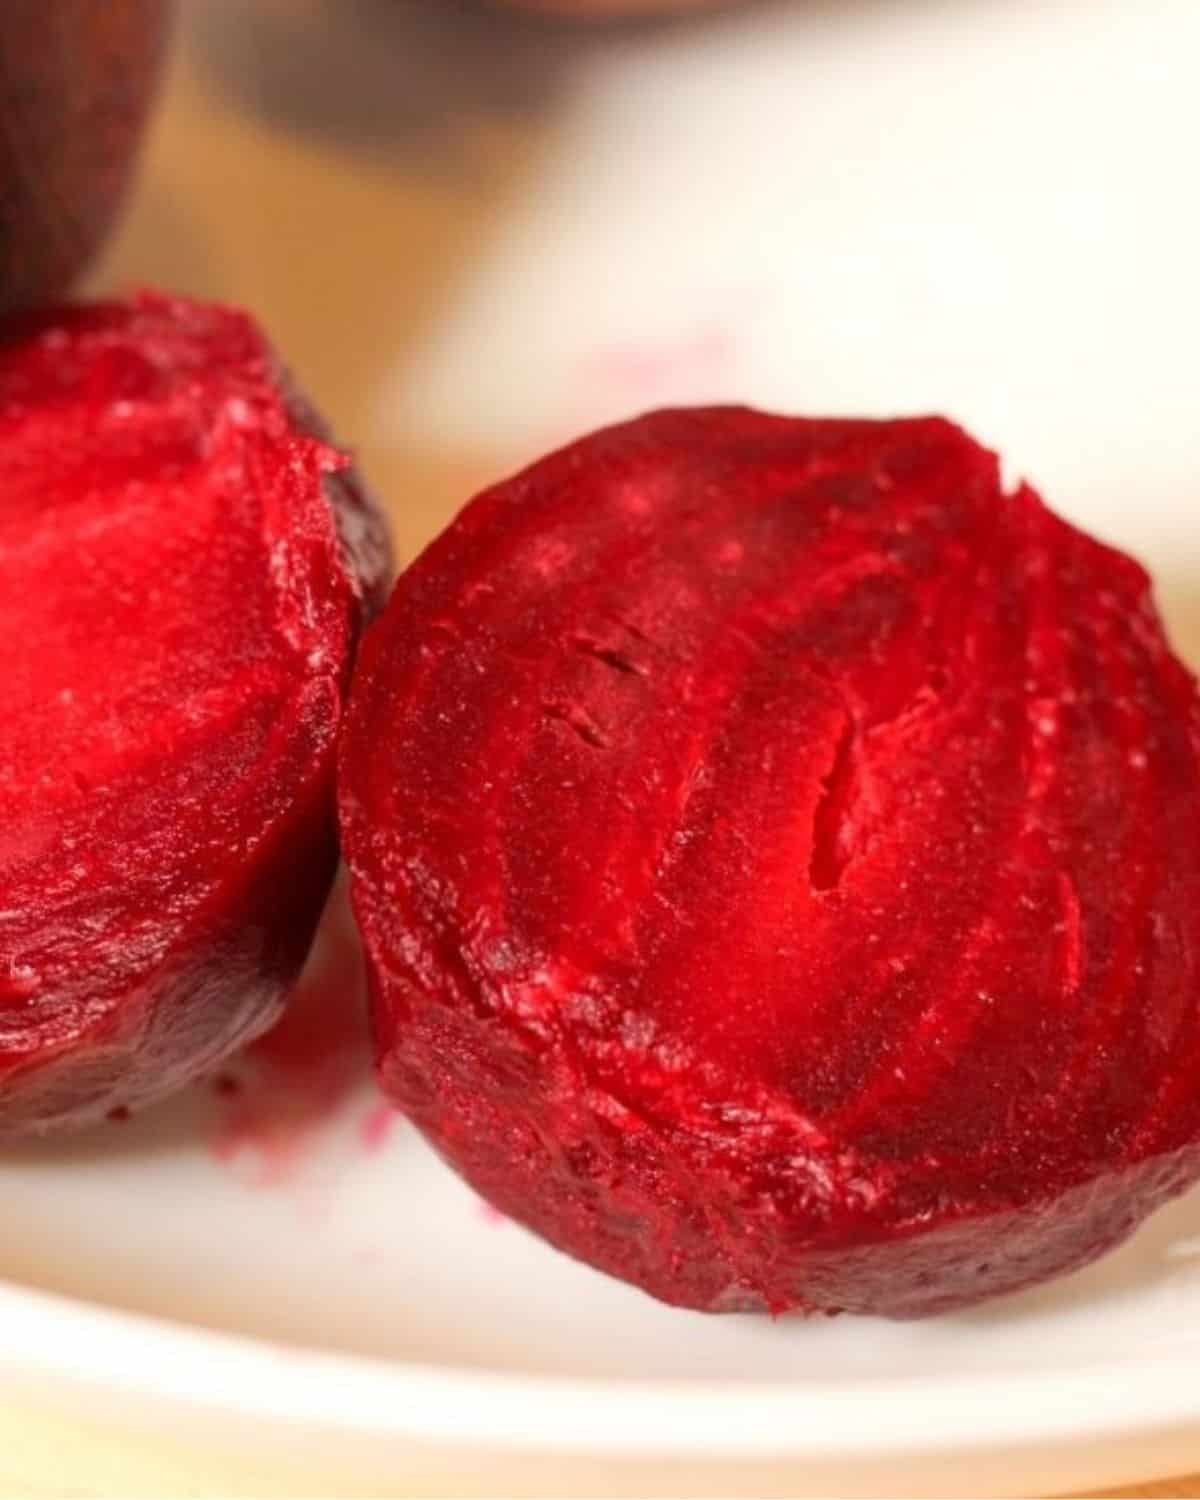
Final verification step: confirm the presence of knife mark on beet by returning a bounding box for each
[809,717,860,895]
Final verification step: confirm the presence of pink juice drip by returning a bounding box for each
[575,326,735,406]
[359,1101,400,1153]
[209,877,372,1186]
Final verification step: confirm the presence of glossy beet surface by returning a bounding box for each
[0,1,168,315]
[342,408,1200,1317]
[0,293,389,1133]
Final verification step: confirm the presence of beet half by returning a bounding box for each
[0,1,168,315]
[0,293,389,1133]
[341,407,1200,1317]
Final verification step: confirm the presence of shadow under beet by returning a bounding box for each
[0,879,374,1168]
[949,1183,1200,1328]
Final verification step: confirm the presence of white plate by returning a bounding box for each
[5,0,1200,1494]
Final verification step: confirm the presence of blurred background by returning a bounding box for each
[87,0,1200,668]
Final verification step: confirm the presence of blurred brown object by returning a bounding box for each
[496,0,731,15]
[0,0,168,316]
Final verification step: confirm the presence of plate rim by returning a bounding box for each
[2,1274,1199,1460]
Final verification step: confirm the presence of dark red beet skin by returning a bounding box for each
[341,408,1200,1318]
[0,1,168,314]
[0,293,389,1133]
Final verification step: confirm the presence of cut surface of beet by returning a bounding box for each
[0,293,388,1132]
[341,407,1200,1318]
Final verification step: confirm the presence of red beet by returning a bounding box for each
[0,293,389,1133]
[496,1,732,13]
[0,1,168,315]
[341,407,1200,1317]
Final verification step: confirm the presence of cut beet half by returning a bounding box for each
[0,292,390,1133]
[341,406,1200,1318]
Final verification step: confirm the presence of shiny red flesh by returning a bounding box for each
[341,408,1200,1316]
[0,293,387,1132]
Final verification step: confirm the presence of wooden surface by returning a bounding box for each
[0,4,1197,1496]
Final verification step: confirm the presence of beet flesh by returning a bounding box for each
[0,293,389,1133]
[341,407,1200,1317]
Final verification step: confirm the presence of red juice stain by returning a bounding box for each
[358,1101,400,1153]
[209,876,372,1187]
[575,326,735,405]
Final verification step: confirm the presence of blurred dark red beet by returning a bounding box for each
[0,0,168,315]
[497,0,729,13]
[0,292,389,1133]
[341,407,1200,1318]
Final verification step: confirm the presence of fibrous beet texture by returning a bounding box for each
[341,407,1200,1317]
[0,293,388,1133]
